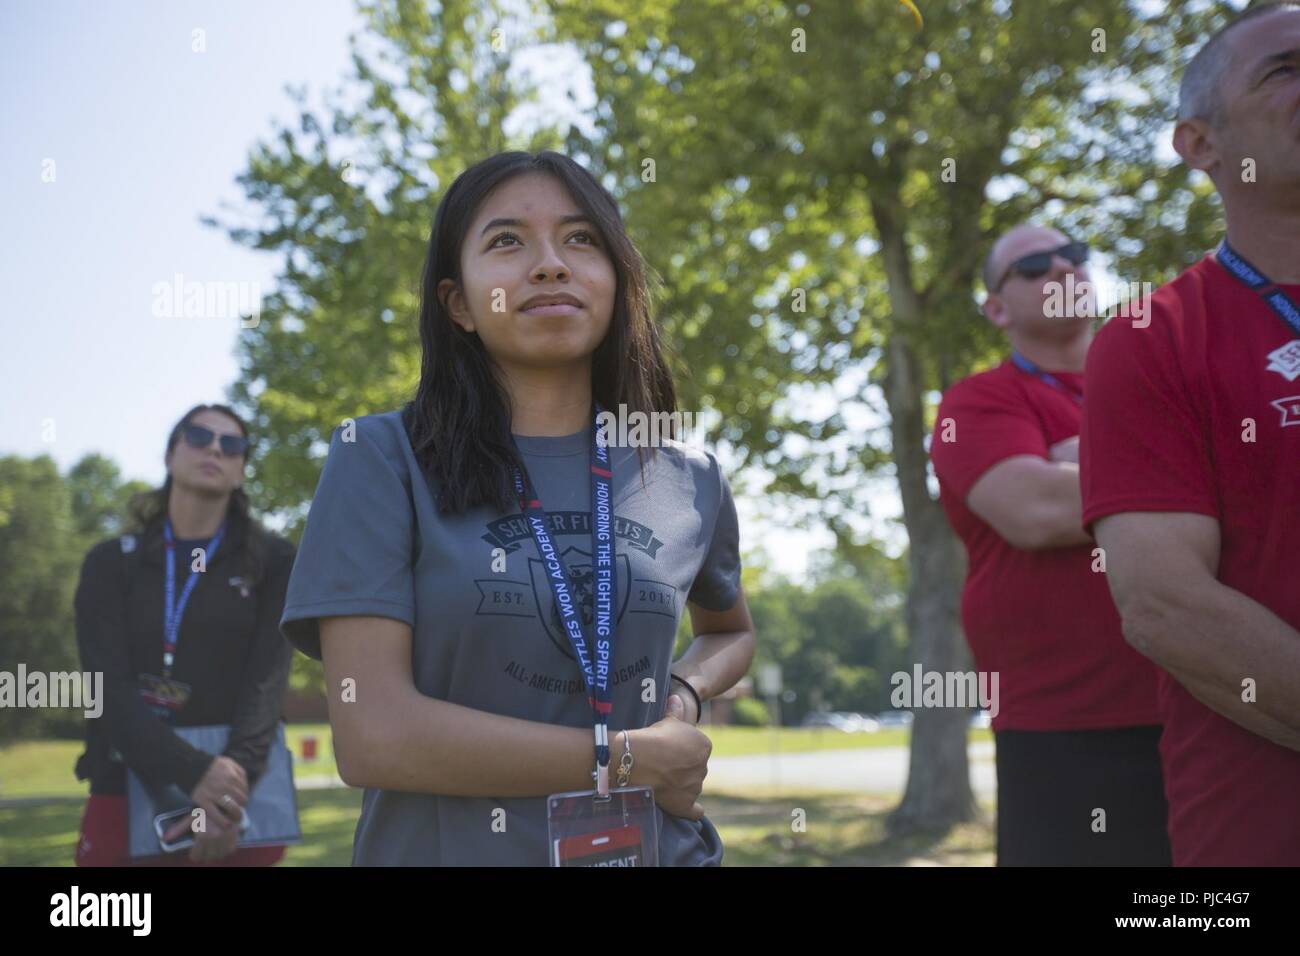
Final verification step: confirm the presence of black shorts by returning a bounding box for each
[995,725,1172,866]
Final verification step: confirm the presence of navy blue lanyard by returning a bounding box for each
[1216,240,1300,337]
[162,519,226,679]
[1010,350,1084,405]
[513,404,617,794]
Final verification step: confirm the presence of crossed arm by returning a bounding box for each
[965,437,1091,550]
[1094,511,1300,752]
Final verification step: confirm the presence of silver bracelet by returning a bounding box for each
[615,730,634,788]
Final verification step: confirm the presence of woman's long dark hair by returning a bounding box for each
[126,403,268,584]
[404,151,678,515]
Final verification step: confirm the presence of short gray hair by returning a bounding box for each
[1178,2,1300,126]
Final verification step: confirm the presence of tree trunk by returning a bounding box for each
[889,482,974,835]
[872,199,977,835]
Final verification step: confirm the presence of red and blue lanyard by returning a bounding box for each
[161,518,226,680]
[1216,239,1300,337]
[1010,350,1084,405]
[513,404,618,795]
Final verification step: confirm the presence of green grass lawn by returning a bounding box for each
[0,786,992,867]
[0,724,342,799]
[0,725,995,866]
[0,787,364,867]
[711,791,995,866]
[0,724,991,799]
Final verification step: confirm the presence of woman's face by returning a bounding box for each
[165,409,246,497]
[440,172,617,373]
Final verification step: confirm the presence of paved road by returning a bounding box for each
[702,741,997,797]
[0,743,997,807]
[286,741,999,796]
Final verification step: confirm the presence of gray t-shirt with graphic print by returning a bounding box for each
[279,409,741,866]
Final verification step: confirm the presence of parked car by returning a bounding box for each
[843,712,881,733]
[801,711,881,733]
[874,711,914,728]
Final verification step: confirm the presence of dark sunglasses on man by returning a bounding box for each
[994,240,1089,291]
[181,423,250,457]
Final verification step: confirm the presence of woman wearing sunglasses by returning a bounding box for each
[280,151,755,866]
[72,404,296,866]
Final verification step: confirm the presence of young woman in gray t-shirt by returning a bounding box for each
[281,150,754,866]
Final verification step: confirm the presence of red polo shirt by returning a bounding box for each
[1080,253,1300,866]
[931,360,1160,732]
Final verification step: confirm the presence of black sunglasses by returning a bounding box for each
[995,241,1089,290]
[181,423,249,457]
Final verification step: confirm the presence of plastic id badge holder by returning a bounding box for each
[548,786,659,867]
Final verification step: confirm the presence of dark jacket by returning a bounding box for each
[73,514,296,796]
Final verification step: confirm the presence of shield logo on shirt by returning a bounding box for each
[1272,395,1300,427]
[1265,340,1300,382]
[528,547,631,661]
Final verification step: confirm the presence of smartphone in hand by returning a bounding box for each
[155,805,251,852]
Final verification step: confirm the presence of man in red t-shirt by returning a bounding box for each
[1080,2,1300,867]
[931,223,1167,865]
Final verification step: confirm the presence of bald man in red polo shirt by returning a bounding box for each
[931,224,1169,866]
[1081,1,1300,866]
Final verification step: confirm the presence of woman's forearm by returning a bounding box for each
[336,687,630,797]
[670,629,755,704]
[323,616,628,797]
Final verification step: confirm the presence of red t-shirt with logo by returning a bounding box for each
[1080,254,1300,866]
[931,360,1161,733]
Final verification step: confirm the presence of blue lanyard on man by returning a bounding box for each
[1215,239,1300,337]
[513,404,618,796]
[162,518,226,680]
[1010,350,1084,405]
